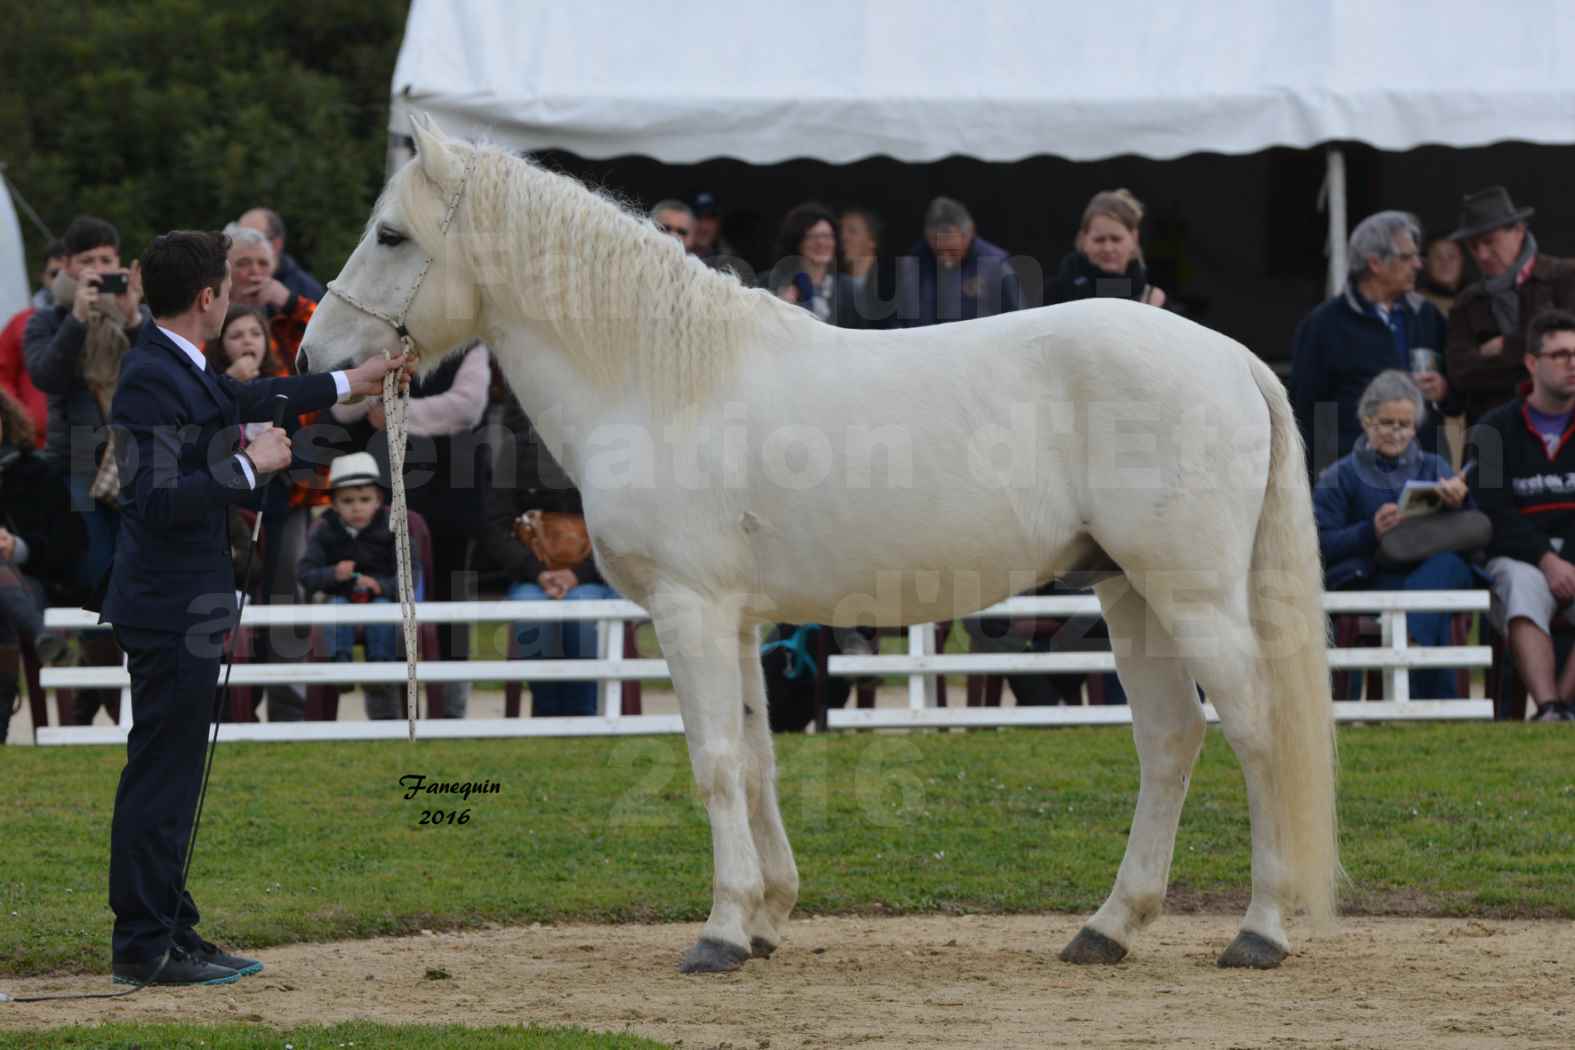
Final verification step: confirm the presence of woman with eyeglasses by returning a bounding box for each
[1314,369,1475,699]
[767,202,868,328]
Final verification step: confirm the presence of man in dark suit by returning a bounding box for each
[101,230,406,986]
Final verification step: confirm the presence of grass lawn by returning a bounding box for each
[2,722,1571,979]
[0,1021,666,1049]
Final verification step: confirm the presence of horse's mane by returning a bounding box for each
[393,141,760,410]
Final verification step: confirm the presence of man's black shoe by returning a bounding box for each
[1531,700,1575,722]
[187,937,263,977]
[111,947,241,986]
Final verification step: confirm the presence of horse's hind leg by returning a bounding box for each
[648,592,761,974]
[1061,577,1206,965]
[738,625,798,958]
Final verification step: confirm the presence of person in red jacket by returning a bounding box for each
[0,240,66,445]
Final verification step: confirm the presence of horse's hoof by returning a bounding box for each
[750,936,778,959]
[1058,927,1128,965]
[1216,930,1288,969]
[678,937,750,974]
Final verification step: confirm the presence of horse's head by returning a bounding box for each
[298,114,483,375]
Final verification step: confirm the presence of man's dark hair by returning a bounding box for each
[44,238,67,260]
[1529,308,1575,355]
[62,216,119,257]
[140,230,231,318]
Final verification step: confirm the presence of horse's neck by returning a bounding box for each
[487,322,619,488]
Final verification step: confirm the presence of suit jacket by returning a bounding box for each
[101,324,339,634]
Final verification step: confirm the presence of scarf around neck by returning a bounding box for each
[1482,229,1538,337]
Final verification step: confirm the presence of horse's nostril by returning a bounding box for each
[295,349,309,374]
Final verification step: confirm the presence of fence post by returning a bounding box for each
[1382,609,1410,702]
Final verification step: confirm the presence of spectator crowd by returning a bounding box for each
[3,175,1573,742]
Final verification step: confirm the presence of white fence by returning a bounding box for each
[33,591,1494,745]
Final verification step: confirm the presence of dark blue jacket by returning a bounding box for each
[1290,283,1450,475]
[1313,438,1469,589]
[100,324,338,634]
[895,236,1021,327]
[275,252,325,303]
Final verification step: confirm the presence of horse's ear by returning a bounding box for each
[409,112,459,188]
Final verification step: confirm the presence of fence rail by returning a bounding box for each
[33,591,1495,744]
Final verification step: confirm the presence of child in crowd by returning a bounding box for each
[296,452,401,719]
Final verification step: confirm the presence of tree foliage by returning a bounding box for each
[0,0,408,280]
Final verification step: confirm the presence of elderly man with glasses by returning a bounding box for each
[649,199,696,253]
[1445,187,1575,426]
[1467,308,1575,721]
[1292,210,1454,478]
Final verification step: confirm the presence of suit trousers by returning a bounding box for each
[109,623,222,963]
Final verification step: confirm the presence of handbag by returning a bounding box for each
[1377,509,1492,567]
[513,509,592,571]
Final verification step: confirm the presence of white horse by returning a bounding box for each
[300,117,1339,973]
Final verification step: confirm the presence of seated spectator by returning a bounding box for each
[223,223,316,369]
[296,452,401,720]
[1446,186,1575,425]
[1419,238,1465,317]
[0,386,78,743]
[649,199,696,252]
[896,197,1022,326]
[1467,308,1575,721]
[1290,210,1451,477]
[689,192,734,261]
[204,305,269,383]
[1314,370,1474,700]
[1046,189,1167,307]
[0,239,66,444]
[22,216,142,725]
[480,391,615,717]
[839,206,896,328]
[237,207,325,302]
[767,202,867,328]
[336,342,492,719]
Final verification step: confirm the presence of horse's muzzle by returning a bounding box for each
[295,348,310,374]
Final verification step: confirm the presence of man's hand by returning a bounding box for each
[537,568,578,599]
[358,574,383,596]
[1479,336,1505,358]
[1415,370,1449,402]
[1438,473,1469,508]
[366,400,386,431]
[234,276,291,310]
[0,528,16,562]
[119,261,143,323]
[334,560,356,582]
[1540,551,1575,601]
[72,276,99,323]
[1373,501,1403,537]
[344,352,415,398]
[246,425,292,473]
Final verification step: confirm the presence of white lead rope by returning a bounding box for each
[383,353,420,741]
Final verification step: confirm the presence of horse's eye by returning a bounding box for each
[377,227,407,247]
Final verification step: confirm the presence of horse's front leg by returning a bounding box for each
[739,624,798,957]
[650,592,761,973]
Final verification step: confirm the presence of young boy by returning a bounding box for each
[297,452,401,719]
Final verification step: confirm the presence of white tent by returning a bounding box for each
[0,176,29,322]
[390,0,1575,294]
[393,0,1575,163]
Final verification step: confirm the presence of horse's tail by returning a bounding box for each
[1245,354,1341,931]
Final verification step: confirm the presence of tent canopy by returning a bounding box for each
[392,0,1575,164]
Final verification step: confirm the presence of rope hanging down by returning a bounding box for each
[383,356,420,741]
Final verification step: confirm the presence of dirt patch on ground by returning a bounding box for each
[2,914,1570,1048]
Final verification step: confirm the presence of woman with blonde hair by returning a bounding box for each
[1047,188,1167,307]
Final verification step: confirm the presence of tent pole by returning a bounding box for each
[1325,147,1347,298]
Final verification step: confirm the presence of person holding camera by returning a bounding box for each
[296,452,402,720]
[22,216,150,724]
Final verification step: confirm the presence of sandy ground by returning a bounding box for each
[2,914,1570,1048]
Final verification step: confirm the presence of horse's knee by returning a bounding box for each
[690,743,749,802]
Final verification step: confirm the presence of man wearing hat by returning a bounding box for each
[1445,187,1575,423]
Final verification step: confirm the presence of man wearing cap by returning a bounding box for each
[100,229,409,987]
[690,192,734,261]
[1446,187,1575,423]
